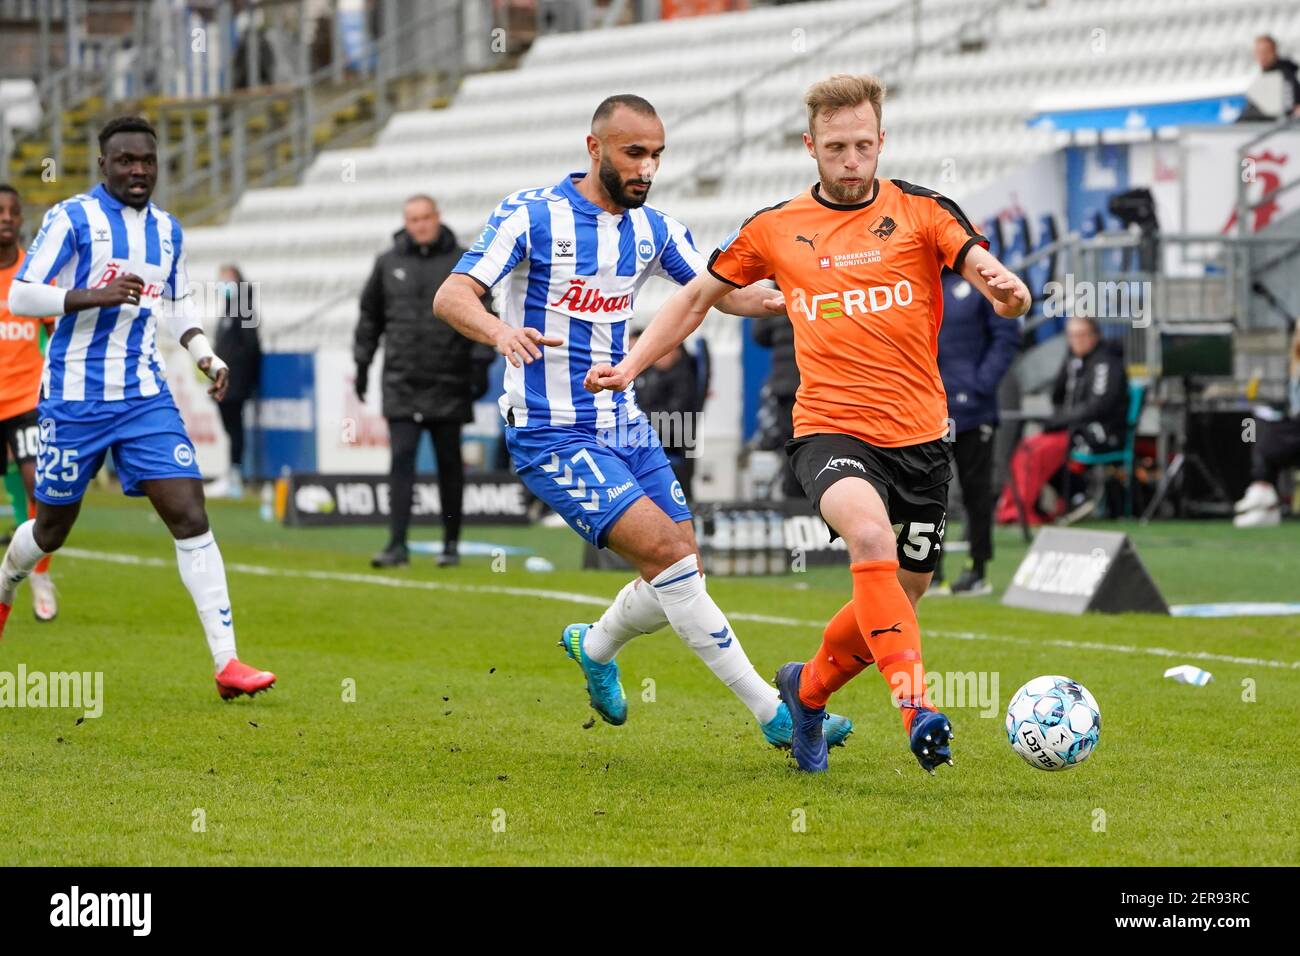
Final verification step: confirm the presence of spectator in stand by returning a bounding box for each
[355,195,495,568]
[628,329,703,501]
[1255,34,1300,118]
[996,316,1127,526]
[1234,321,1300,527]
[750,311,804,499]
[205,265,262,499]
[929,267,1019,597]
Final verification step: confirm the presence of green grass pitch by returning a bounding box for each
[1,492,1297,865]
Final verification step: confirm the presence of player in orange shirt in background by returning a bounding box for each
[0,185,58,622]
[586,74,1031,773]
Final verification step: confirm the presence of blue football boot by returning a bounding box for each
[559,623,627,726]
[761,702,854,749]
[908,708,954,775]
[774,662,828,772]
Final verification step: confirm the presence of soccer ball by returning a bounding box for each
[1005,675,1101,771]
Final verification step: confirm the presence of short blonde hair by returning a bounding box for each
[805,73,886,137]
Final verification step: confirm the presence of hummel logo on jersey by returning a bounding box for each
[555,238,574,257]
[93,228,109,242]
[869,216,897,241]
[814,456,866,481]
[795,233,818,250]
[870,623,902,638]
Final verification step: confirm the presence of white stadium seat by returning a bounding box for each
[182,0,1300,341]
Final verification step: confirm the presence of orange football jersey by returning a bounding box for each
[0,249,50,421]
[709,178,988,448]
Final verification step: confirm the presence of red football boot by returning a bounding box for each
[0,600,11,641]
[215,659,277,700]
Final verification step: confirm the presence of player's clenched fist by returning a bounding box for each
[494,325,563,367]
[199,357,230,401]
[584,363,631,393]
[94,272,146,307]
[977,265,1031,318]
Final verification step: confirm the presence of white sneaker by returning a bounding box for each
[30,571,58,622]
[227,469,244,499]
[1234,483,1278,514]
[204,476,230,498]
[1233,507,1281,528]
[541,512,568,528]
[1062,494,1100,525]
[924,578,952,598]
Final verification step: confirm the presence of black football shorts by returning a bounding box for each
[787,431,952,573]
[0,409,40,472]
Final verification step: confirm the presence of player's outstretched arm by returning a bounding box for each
[961,245,1032,320]
[715,282,786,318]
[585,272,733,393]
[9,273,142,317]
[434,273,562,368]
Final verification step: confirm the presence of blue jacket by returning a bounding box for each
[936,269,1020,434]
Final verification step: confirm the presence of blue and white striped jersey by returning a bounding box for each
[454,172,706,429]
[15,183,195,405]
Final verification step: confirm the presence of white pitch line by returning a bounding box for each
[931,629,1300,671]
[60,547,1300,671]
[61,547,611,608]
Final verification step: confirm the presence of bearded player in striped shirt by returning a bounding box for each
[435,94,853,752]
[0,116,276,700]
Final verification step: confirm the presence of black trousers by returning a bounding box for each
[937,423,997,579]
[775,393,804,499]
[388,418,463,550]
[217,400,246,467]
[1251,417,1300,484]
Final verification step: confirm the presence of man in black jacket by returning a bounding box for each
[931,267,1019,595]
[355,195,495,567]
[629,332,702,500]
[1255,35,1300,118]
[206,264,262,499]
[750,313,804,499]
[996,316,1128,525]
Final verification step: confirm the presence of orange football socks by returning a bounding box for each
[799,558,931,732]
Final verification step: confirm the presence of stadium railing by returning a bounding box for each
[153,2,471,226]
[3,1,496,227]
[655,0,1013,201]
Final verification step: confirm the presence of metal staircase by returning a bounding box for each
[1,0,510,228]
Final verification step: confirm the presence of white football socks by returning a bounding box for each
[584,576,669,664]
[174,531,237,670]
[651,555,780,725]
[0,520,48,604]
